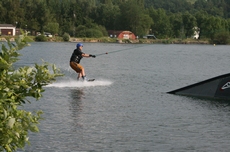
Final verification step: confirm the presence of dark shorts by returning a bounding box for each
[70,62,83,73]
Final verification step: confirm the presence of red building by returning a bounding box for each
[108,30,136,40]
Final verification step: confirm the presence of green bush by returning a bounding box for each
[35,35,47,42]
[62,33,70,41]
[98,25,108,36]
[86,29,103,38]
[0,35,63,151]
[77,28,104,38]
[211,31,230,44]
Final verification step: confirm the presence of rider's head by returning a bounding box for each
[76,43,83,49]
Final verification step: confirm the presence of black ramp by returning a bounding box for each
[215,77,230,98]
[168,73,230,99]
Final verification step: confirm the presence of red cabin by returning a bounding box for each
[108,30,136,40]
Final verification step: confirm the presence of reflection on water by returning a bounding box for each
[69,89,85,130]
[187,96,230,108]
[70,88,85,100]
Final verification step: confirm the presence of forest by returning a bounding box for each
[1,0,230,43]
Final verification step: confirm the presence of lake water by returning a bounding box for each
[16,42,230,151]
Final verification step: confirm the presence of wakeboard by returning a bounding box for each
[87,79,95,82]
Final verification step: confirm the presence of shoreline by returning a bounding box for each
[0,36,211,45]
[69,37,210,45]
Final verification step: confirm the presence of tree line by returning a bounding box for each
[0,0,230,43]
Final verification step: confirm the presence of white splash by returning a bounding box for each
[46,79,113,88]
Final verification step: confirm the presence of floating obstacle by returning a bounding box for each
[167,73,230,99]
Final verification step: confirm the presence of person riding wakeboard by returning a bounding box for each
[70,43,96,81]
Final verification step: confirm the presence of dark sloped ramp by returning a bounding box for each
[167,73,230,99]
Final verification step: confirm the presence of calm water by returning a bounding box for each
[16,42,230,151]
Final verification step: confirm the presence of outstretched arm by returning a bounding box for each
[82,53,96,58]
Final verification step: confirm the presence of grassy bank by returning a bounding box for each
[1,35,210,44]
[69,37,210,44]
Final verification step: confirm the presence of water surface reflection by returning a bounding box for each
[69,89,85,131]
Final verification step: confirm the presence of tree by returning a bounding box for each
[35,1,53,32]
[119,0,153,36]
[201,16,224,40]
[194,0,225,17]
[182,12,196,38]
[0,1,6,23]
[20,0,37,30]
[170,13,183,38]
[92,3,120,31]
[149,8,172,38]
[145,0,193,13]
[212,31,230,44]
[75,18,107,38]
[1,0,24,27]
[0,35,63,151]
[43,22,59,35]
[195,11,208,39]
[76,0,96,18]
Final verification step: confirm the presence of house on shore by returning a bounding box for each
[0,24,18,36]
[108,30,136,40]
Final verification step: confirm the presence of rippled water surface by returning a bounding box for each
[16,42,230,151]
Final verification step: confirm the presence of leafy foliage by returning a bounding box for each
[0,35,63,151]
[43,22,59,35]
[211,31,230,44]
[182,12,196,38]
[75,19,107,38]
[118,0,153,36]
[35,35,48,42]
[149,8,172,38]
[1,0,230,42]
[62,33,70,41]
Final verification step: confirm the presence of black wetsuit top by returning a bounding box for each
[70,48,84,63]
